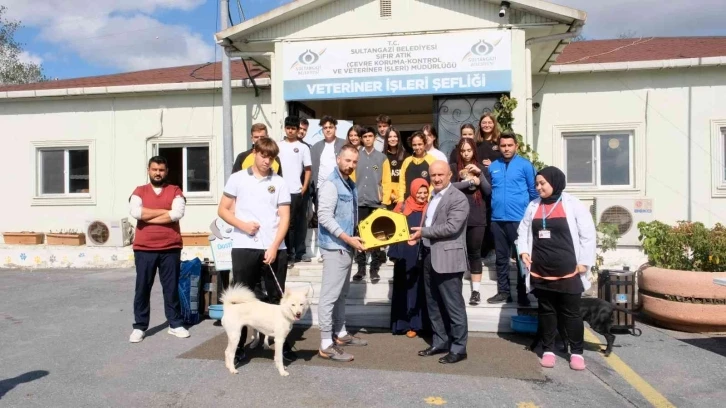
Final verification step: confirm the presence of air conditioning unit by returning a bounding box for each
[84,218,134,247]
[593,198,654,246]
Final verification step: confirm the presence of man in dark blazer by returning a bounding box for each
[409,160,470,364]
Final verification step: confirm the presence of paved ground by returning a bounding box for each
[1,268,724,408]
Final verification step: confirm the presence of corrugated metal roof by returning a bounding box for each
[555,37,726,65]
[0,61,267,92]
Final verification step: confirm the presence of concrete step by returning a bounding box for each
[294,304,524,333]
[284,279,536,333]
[286,277,536,308]
[291,261,521,281]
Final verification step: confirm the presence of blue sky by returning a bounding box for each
[6,0,725,80]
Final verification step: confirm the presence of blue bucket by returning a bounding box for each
[208,305,224,320]
[510,315,538,334]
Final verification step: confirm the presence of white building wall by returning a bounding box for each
[247,0,558,41]
[533,66,726,227]
[0,89,272,239]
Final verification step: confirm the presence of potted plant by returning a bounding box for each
[3,231,45,245]
[181,232,211,247]
[638,221,726,332]
[46,229,86,246]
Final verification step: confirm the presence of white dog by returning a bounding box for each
[221,284,309,377]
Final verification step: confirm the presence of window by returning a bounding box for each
[153,144,211,194]
[563,132,633,188]
[38,148,90,195]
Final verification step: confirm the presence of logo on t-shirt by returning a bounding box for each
[268,185,276,194]
[421,170,428,177]
[294,148,299,153]
[373,165,379,171]
[492,145,499,151]
[391,160,397,167]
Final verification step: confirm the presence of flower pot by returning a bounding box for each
[640,267,726,332]
[182,233,211,247]
[46,233,86,246]
[3,232,44,245]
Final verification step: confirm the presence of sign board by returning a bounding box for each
[283,30,512,101]
[209,218,233,271]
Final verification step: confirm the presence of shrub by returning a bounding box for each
[638,221,726,272]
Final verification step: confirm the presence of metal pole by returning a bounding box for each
[221,0,234,183]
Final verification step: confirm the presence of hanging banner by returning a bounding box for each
[282,30,511,101]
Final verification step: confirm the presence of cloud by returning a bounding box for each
[18,51,43,66]
[3,0,214,72]
[552,0,726,38]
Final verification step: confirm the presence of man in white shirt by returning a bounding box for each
[217,137,293,366]
[278,115,312,268]
[310,116,347,230]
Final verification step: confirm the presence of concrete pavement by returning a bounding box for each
[1,268,724,407]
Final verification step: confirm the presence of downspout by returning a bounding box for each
[220,0,234,183]
[523,21,584,147]
[687,86,692,221]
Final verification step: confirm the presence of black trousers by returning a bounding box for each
[480,204,495,257]
[354,206,386,272]
[466,226,486,274]
[285,193,307,261]
[491,221,526,296]
[422,247,468,355]
[536,289,584,354]
[133,249,183,330]
[231,248,288,352]
[295,189,311,260]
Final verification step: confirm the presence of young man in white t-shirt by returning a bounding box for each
[217,137,293,366]
[278,115,312,268]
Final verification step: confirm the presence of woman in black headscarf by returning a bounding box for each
[516,166,596,371]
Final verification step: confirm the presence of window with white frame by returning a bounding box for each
[563,131,634,188]
[722,127,726,183]
[38,147,90,195]
[153,143,210,194]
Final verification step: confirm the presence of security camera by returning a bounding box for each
[499,1,510,18]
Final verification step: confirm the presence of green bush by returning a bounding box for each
[638,221,726,272]
[493,95,547,171]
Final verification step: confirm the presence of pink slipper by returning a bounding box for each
[570,354,586,371]
[540,352,555,368]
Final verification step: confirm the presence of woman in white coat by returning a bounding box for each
[517,166,596,371]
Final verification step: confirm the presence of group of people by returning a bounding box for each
[126,111,596,371]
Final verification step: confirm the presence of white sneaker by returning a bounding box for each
[129,329,145,343]
[168,326,190,338]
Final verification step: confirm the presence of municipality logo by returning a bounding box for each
[299,49,320,65]
[462,37,504,64]
[470,40,495,56]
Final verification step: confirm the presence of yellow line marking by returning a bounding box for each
[516,403,540,408]
[424,396,447,405]
[584,328,676,408]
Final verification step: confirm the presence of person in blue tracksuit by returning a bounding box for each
[486,131,539,305]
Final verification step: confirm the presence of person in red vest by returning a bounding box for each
[128,156,190,343]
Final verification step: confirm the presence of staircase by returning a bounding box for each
[285,259,536,333]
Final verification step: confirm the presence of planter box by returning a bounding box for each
[640,267,726,332]
[46,233,86,246]
[182,233,211,247]
[3,232,45,245]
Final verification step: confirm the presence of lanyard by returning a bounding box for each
[541,197,562,230]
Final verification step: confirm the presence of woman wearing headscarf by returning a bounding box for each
[388,178,431,338]
[517,166,596,371]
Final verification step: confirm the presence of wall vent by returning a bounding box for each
[379,0,392,18]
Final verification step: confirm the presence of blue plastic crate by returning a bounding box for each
[510,315,538,334]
